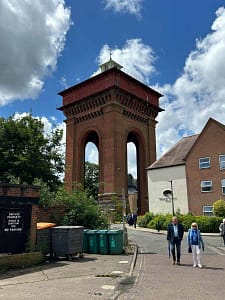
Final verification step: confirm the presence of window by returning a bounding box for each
[201,180,212,192]
[203,206,213,216]
[199,157,210,169]
[219,155,225,170]
[222,179,225,195]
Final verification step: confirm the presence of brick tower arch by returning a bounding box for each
[58,59,163,214]
[78,129,100,188]
[126,129,147,213]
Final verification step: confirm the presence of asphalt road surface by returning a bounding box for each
[117,227,225,300]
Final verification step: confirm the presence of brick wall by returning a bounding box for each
[37,205,66,224]
[186,120,225,215]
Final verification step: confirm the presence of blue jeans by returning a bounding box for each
[170,237,181,262]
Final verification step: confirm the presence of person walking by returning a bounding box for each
[132,212,137,228]
[167,216,184,265]
[187,222,204,268]
[219,218,225,246]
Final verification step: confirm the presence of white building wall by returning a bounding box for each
[148,165,189,214]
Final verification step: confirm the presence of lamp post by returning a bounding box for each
[168,180,175,216]
[163,181,175,216]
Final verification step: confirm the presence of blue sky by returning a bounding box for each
[1,0,225,177]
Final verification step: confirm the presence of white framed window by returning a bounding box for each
[203,206,213,216]
[201,180,212,192]
[219,155,225,170]
[199,157,210,169]
[222,179,225,195]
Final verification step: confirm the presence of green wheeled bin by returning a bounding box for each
[107,229,124,255]
[83,229,89,253]
[87,230,99,254]
[97,230,109,254]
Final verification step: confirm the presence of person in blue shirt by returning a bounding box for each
[167,216,184,265]
[187,222,204,268]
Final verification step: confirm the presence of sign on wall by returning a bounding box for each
[0,206,31,254]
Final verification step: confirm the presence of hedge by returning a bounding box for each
[137,213,222,233]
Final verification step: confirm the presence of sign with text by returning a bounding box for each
[4,211,23,232]
[0,206,31,253]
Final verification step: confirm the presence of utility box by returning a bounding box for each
[52,226,84,259]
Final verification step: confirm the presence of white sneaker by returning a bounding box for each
[193,264,197,268]
[198,264,202,268]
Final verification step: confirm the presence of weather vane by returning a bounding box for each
[109,46,112,60]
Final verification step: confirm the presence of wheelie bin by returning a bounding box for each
[87,230,99,254]
[97,230,109,254]
[82,229,89,253]
[107,229,124,254]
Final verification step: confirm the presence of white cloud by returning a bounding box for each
[0,0,71,106]
[95,39,156,84]
[103,0,143,17]
[85,143,99,164]
[94,7,225,170]
[156,6,225,158]
[13,112,66,141]
[127,143,137,178]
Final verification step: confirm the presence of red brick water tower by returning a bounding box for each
[58,59,163,214]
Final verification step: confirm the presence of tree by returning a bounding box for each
[128,173,137,187]
[84,161,99,199]
[213,199,225,217]
[0,114,64,190]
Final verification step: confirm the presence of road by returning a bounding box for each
[127,228,225,256]
[117,227,225,300]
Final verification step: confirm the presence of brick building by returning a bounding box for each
[186,118,225,215]
[147,118,225,216]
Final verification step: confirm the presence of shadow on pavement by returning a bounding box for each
[0,256,98,280]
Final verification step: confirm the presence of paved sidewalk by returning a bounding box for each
[0,251,136,300]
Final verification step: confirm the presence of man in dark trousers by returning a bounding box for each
[167,216,184,265]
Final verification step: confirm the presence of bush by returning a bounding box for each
[137,212,154,227]
[213,199,225,217]
[55,184,108,229]
[148,214,168,230]
[138,213,221,233]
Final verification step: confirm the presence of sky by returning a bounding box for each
[1,0,225,178]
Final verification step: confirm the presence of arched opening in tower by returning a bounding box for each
[84,131,99,200]
[127,132,139,214]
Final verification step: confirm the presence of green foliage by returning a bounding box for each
[111,195,123,223]
[138,212,221,233]
[147,214,167,230]
[0,114,64,190]
[213,199,225,217]
[137,212,154,227]
[84,161,100,200]
[128,173,137,187]
[33,178,57,208]
[55,184,108,229]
